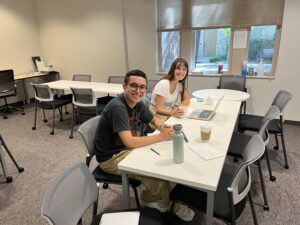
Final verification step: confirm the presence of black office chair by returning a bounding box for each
[72,74,92,82]
[238,90,293,169]
[170,135,264,225]
[0,134,24,183]
[78,116,142,209]
[69,87,104,139]
[228,105,280,211]
[0,69,25,119]
[95,75,124,109]
[31,83,72,135]
[42,161,168,225]
[218,75,247,114]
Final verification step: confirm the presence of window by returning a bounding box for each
[158,31,180,72]
[247,25,277,76]
[156,0,284,77]
[194,28,231,74]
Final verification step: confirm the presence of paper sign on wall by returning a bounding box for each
[233,30,248,49]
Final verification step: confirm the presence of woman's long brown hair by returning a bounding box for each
[162,58,189,100]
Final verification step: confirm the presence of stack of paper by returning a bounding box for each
[189,143,223,160]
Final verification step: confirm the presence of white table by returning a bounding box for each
[42,80,123,97]
[14,71,60,104]
[118,100,242,225]
[192,89,250,101]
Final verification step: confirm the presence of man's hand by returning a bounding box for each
[159,124,173,140]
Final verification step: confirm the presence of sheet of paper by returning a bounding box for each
[99,211,140,225]
[189,143,223,160]
[233,30,248,49]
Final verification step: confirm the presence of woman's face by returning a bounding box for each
[174,63,187,81]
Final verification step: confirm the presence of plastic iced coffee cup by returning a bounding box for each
[200,124,212,141]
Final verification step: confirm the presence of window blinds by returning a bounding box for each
[157,0,285,31]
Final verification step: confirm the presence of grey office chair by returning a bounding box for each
[238,90,293,169]
[0,134,24,183]
[78,116,142,209]
[107,75,124,84]
[218,75,247,113]
[170,135,264,225]
[0,69,25,119]
[72,74,92,82]
[228,105,280,211]
[95,75,123,107]
[41,161,99,225]
[42,161,169,225]
[31,83,72,135]
[69,87,104,138]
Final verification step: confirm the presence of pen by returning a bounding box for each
[182,131,189,143]
[150,148,160,156]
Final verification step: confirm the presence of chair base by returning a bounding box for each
[0,104,25,119]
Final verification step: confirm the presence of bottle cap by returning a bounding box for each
[173,124,183,132]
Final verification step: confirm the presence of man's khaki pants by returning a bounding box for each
[99,150,170,207]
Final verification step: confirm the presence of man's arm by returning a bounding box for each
[118,118,172,149]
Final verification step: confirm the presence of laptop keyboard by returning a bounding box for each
[199,110,213,119]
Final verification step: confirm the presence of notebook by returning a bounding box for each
[188,95,224,121]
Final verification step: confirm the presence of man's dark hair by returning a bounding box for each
[124,69,147,84]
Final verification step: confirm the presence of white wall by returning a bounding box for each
[0,0,42,74]
[0,0,299,121]
[35,0,126,82]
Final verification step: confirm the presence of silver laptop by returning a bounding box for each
[188,95,224,121]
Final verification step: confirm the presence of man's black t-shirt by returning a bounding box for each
[94,94,153,162]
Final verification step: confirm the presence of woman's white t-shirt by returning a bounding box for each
[151,79,183,109]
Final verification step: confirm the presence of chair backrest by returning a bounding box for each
[271,90,293,114]
[230,134,265,205]
[72,74,92,82]
[70,87,96,107]
[258,105,281,144]
[78,115,101,158]
[218,75,246,91]
[41,161,98,225]
[107,75,124,84]
[31,83,54,102]
[147,79,158,94]
[0,69,14,84]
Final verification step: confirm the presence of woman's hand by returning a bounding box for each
[170,106,184,118]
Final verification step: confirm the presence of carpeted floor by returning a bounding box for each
[0,104,299,225]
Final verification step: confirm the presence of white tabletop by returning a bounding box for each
[118,100,241,191]
[14,72,50,80]
[118,100,241,225]
[192,89,250,101]
[42,80,123,96]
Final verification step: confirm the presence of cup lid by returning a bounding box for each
[201,124,211,132]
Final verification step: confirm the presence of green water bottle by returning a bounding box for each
[172,124,184,164]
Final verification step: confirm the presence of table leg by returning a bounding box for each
[206,190,215,225]
[121,171,130,209]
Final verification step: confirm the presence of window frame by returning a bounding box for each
[156,0,284,78]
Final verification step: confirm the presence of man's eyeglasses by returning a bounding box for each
[127,83,147,92]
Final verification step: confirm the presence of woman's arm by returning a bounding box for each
[154,95,183,117]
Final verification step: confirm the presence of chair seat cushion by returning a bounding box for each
[227,132,251,158]
[239,114,281,134]
[170,166,247,221]
[39,98,71,109]
[91,208,170,225]
[76,106,98,116]
[92,166,141,187]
